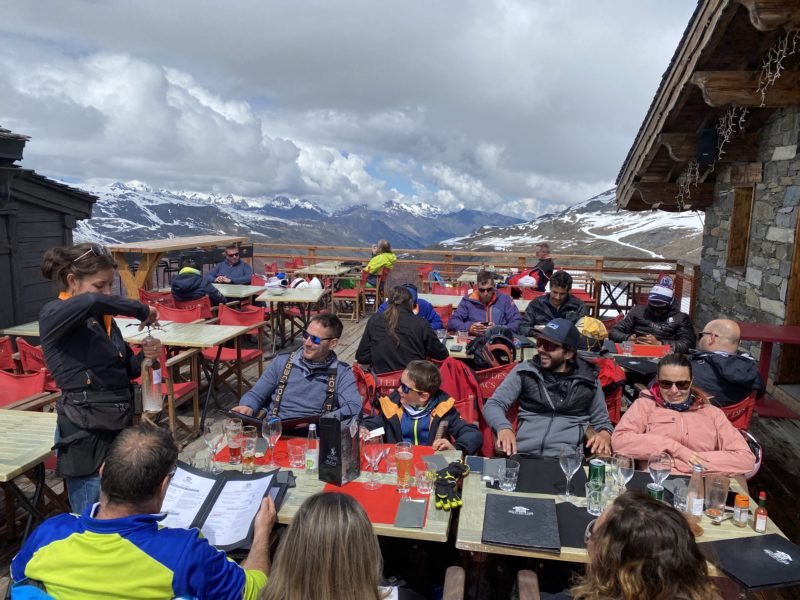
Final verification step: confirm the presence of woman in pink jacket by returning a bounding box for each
[612,354,755,475]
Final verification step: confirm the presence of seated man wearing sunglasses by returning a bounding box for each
[483,318,613,458]
[612,353,755,475]
[448,270,521,336]
[232,314,362,424]
[211,244,253,285]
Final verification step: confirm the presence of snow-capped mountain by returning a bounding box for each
[73,181,523,248]
[438,189,704,263]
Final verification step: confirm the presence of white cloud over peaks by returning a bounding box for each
[423,163,503,207]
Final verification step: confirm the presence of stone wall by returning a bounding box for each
[697,107,799,367]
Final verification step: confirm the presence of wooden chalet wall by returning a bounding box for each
[0,172,96,328]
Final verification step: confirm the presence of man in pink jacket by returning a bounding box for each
[611,354,755,475]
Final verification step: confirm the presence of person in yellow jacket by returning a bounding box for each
[364,239,396,287]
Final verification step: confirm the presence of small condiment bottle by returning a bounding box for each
[733,494,749,528]
[753,491,768,533]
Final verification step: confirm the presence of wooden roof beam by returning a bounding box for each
[657,133,696,162]
[735,0,800,31]
[633,182,715,210]
[691,71,800,107]
[657,131,760,163]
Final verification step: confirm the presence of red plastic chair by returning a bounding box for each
[432,304,453,326]
[432,283,467,296]
[0,370,46,405]
[174,296,214,319]
[201,304,265,398]
[16,338,58,392]
[720,392,757,430]
[0,336,16,372]
[375,370,403,398]
[138,288,176,308]
[156,303,204,323]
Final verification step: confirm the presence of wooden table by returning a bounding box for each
[457,266,509,284]
[255,288,327,353]
[739,323,800,384]
[222,448,462,542]
[455,467,786,576]
[212,283,267,299]
[0,411,57,541]
[586,272,647,314]
[419,293,530,313]
[109,235,248,299]
[294,261,354,277]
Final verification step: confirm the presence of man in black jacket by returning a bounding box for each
[692,319,765,407]
[533,243,555,291]
[519,270,586,335]
[609,281,696,354]
[171,259,226,305]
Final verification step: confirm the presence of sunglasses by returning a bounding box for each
[697,331,717,341]
[657,379,692,391]
[477,286,495,293]
[399,381,424,394]
[302,330,336,345]
[537,338,563,353]
[227,252,239,257]
[72,244,107,265]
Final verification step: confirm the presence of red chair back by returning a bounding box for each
[16,338,47,373]
[475,364,515,403]
[0,370,46,405]
[375,370,403,398]
[432,304,453,325]
[521,288,545,301]
[251,274,268,286]
[138,288,176,308]
[174,296,213,319]
[721,392,757,430]
[217,303,263,327]
[157,303,203,323]
[264,262,279,276]
[601,314,624,329]
[0,336,15,371]
[432,283,467,296]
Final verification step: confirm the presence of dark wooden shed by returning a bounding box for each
[0,127,97,328]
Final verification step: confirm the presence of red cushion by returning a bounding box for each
[333,290,359,298]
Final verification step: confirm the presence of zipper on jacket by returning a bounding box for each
[413,419,419,445]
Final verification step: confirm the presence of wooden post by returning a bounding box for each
[690,265,700,320]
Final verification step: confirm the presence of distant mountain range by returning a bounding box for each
[73,183,703,263]
[436,189,704,264]
[73,181,523,249]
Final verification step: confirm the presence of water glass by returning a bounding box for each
[223,418,243,465]
[415,465,434,495]
[203,424,224,474]
[193,448,213,472]
[384,447,397,474]
[287,438,307,468]
[499,460,520,492]
[621,340,634,356]
[241,425,258,474]
[457,329,469,345]
[673,479,688,512]
[436,329,447,345]
[704,475,730,519]
[586,480,605,516]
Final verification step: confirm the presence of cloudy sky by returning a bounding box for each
[1,1,696,218]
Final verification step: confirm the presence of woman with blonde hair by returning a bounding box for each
[556,490,720,600]
[261,492,423,600]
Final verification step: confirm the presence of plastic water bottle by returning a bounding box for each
[306,424,319,474]
[686,464,705,521]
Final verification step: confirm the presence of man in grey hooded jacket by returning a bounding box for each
[483,318,613,458]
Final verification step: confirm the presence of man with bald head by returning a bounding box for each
[691,319,765,407]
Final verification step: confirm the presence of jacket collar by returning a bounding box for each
[647,383,710,412]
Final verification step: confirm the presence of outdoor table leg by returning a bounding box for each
[199,345,224,430]
[3,463,47,542]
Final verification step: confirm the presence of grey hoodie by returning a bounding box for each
[482,357,613,457]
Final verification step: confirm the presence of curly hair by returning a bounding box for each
[571,490,720,600]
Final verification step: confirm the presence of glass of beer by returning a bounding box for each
[395,442,414,494]
[241,426,258,474]
[224,418,243,465]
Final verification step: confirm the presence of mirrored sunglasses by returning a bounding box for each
[302,330,335,345]
[399,382,424,394]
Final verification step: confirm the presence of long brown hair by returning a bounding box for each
[383,285,413,346]
[41,243,117,291]
[260,493,387,600]
[571,490,720,600]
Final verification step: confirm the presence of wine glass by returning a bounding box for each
[203,424,224,474]
[363,436,386,490]
[611,453,634,493]
[263,418,282,468]
[559,446,583,501]
[647,452,673,489]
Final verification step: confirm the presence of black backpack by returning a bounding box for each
[466,325,517,370]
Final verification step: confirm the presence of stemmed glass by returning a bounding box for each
[647,452,673,490]
[559,446,583,501]
[203,424,224,474]
[611,453,634,493]
[364,436,386,490]
[263,418,282,468]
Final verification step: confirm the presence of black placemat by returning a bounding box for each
[508,455,588,497]
[556,502,596,549]
[482,493,561,553]
[700,535,800,590]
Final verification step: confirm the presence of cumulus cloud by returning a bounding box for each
[0,0,696,217]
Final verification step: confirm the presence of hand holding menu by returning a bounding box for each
[160,461,277,551]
